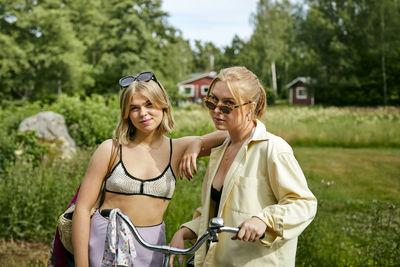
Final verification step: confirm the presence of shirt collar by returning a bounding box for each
[245,119,270,145]
[212,119,270,154]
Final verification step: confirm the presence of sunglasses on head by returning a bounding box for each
[203,97,251,114]
[119,71,159,88]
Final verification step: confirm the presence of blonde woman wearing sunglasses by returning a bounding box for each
[71,72,226,267]
[169,66,317,267]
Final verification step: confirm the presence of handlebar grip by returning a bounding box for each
[233,226,265,239]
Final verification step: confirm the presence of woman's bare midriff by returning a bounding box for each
[100,193,169,226]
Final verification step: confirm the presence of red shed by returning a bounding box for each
[178,72,217,103]
[286,77,314,105]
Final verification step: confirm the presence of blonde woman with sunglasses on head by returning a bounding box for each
[71,71,226,267]
[169,66,317,267]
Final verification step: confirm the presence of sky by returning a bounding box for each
[161,0,259,48]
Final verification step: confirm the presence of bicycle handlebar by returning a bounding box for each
[116,210,239,256]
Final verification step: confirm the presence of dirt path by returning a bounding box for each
[0,240,51,266]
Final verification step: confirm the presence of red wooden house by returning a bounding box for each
[286,77,314,105]
[178,71,217,103]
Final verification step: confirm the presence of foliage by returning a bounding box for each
[47,94,119,147]
[2,0,399,106]
[0,0,195,101]
[0,102,399,265]
[0,151,91,241]
[246,0,294,96]
[0,100,398,177]
[0,95,119,177]
[265,87,276,105]
[293,0,400,106]
[14,130,49,166]
[192,40,223,72]
[0,101,44,174]
[0,0,92,100]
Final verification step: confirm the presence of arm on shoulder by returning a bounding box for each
[174,130,227,158]
[173,131,227,180]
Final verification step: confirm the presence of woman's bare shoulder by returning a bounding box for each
[90,138,118,161]
[99,138,119,150]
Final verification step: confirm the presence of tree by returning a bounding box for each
[0,0,196,102]
[246,0,294,97]
[0,0,93,100]
[221,35,246,68]
[296,0,400,105]
[192,40,223,73]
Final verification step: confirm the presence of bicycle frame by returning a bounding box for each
[116,211,239,267]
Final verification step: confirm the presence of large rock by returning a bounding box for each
[19,111,77,159]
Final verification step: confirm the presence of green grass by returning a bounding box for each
[293,147,400,266]
[1,146,398,265]
[294,147,400,202]
[264,105,400,148]
[0,149,93,241]
[163,148,400,266]
[170,104,400,148]
[1,102,400,265]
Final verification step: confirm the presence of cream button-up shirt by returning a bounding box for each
[182,120,317,267]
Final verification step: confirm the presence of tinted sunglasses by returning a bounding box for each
[119,71,159,88]
[203,98,251,114]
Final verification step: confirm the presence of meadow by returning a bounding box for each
[0,97,399,266]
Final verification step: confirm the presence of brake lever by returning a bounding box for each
[209,228,219,242]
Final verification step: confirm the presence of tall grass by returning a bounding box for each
[264,105,400,148]
[1,99,400,265]
[0,149,93,241]
[171,104,400,147]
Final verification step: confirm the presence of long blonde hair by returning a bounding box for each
[208,66,266,120]
[115,80,174,144]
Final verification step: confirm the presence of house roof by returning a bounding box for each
[286,77,311,89]
[178,71,217,85]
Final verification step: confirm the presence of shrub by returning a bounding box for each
[265,88,276,106]
[0,102,44,174]
[48,94,120,147]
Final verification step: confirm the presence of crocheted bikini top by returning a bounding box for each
[105,139,176,200]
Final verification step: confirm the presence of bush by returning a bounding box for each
[48,94,120,147]
[0,102,44,174]
[1,97,400,266]
[0,95,120,174]
[265,88,276,106]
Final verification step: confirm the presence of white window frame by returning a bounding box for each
[200,85,209,96]
[179,84,195,97]
[296,86,307,99]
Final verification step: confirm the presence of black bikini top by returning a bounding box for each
[211,185,223,217]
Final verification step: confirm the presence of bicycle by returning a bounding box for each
[115,210,239,267]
